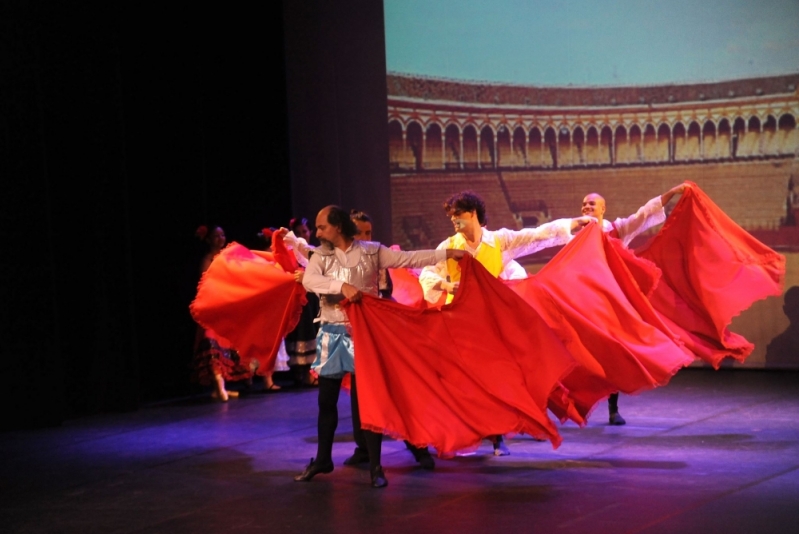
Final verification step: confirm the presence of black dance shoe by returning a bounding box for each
[370,465,388,488]
[609,412,627,426]
[294,457,334,482]
[411,447,435,470]
[343,447,370,466]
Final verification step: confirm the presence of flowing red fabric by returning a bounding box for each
[507,224,695,423]
[634,183,785,368]
[190,242,306,374]
[346,255,577,455]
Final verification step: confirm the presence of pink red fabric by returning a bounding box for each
[190,242,306,375]
[635,182,785,368]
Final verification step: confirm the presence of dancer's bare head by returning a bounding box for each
[581,193,606,223]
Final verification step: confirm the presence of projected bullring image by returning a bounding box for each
[383,0,799,368]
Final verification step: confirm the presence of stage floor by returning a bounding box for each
[2,369,798,533]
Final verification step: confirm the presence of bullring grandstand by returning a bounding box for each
[387,73,799,253]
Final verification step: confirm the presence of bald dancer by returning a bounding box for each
[578,183,688,424]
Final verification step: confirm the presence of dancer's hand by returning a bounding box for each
[342,282,362,303]
[441,280,460,294]
[293,270,304,283]
[571,216,595,232]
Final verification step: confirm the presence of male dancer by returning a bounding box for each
[295,205,464,488]
[419,190,591,454]
[579,183,688,424]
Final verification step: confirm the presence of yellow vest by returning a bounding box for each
[445,232,503,303]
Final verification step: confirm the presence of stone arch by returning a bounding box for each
[656,123,670,162]
[544,126,557,168]
[777,114,798,155]
[462,124,479,169]
[762,115,778,155]
[512,126,527,167]
[573,126,586,166]
[702,120,717,160]
[629,124,643,163]
[744,116,762,156]
[496,125,512,168]
[406,121,424,171]
[614,124,630,164]
[388,120,404,170]
[444,123,461,169]
[732,116,747,158]
[600,125,613,165]
[585,126,600,165]
[685,121,701,161]
[672,121,687,161]
[529,127,544,167]
[642,123,657,163]
[425,122,444,170]
[716,118,732,159]
[557,125,572,167]
[479,125,496,169]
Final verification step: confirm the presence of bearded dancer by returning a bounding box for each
[294,205,465,488]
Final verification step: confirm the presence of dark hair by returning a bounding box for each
[443,190,486,225]
[324,205,358,238]
[289,217,308,233]
[349,209,372,224]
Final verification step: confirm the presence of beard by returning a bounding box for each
[319,238,335,250]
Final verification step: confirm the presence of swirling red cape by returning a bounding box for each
[190,242,306,374]
[347,225,694,454]
[635,182,785,368]
[346,254,576,455]
[508,224,694,424]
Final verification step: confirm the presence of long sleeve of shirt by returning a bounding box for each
[283,231,314,267]
[302,242,445,295]
[419,219,573,303]
[611,196,666,247]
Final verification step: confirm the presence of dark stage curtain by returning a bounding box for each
[1,2,292,429]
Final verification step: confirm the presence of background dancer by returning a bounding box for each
[578,183,688,424]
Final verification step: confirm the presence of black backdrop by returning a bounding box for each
[2,0,391,429]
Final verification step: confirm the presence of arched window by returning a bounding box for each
[479,125,496,169]
[672,122,687,161]
[600,126,613,165]
[544,127,557,168]
[778,114,798,155]
[512,127,527,167]
[529,127,543,167]
[558,126,572,167]
[462,125,479,169]
[406,121,424,171]
[388,120,404,170]
[496,125,512,168]
[702,121,716,160]
[717,119,731,159]
[614,125,629,164]
[444,124,461,169]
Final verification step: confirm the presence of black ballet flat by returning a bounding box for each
[294,458,334,482]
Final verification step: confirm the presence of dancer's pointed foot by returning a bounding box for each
[294,458,334,482]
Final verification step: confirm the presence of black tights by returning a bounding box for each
[316,374,382,471]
